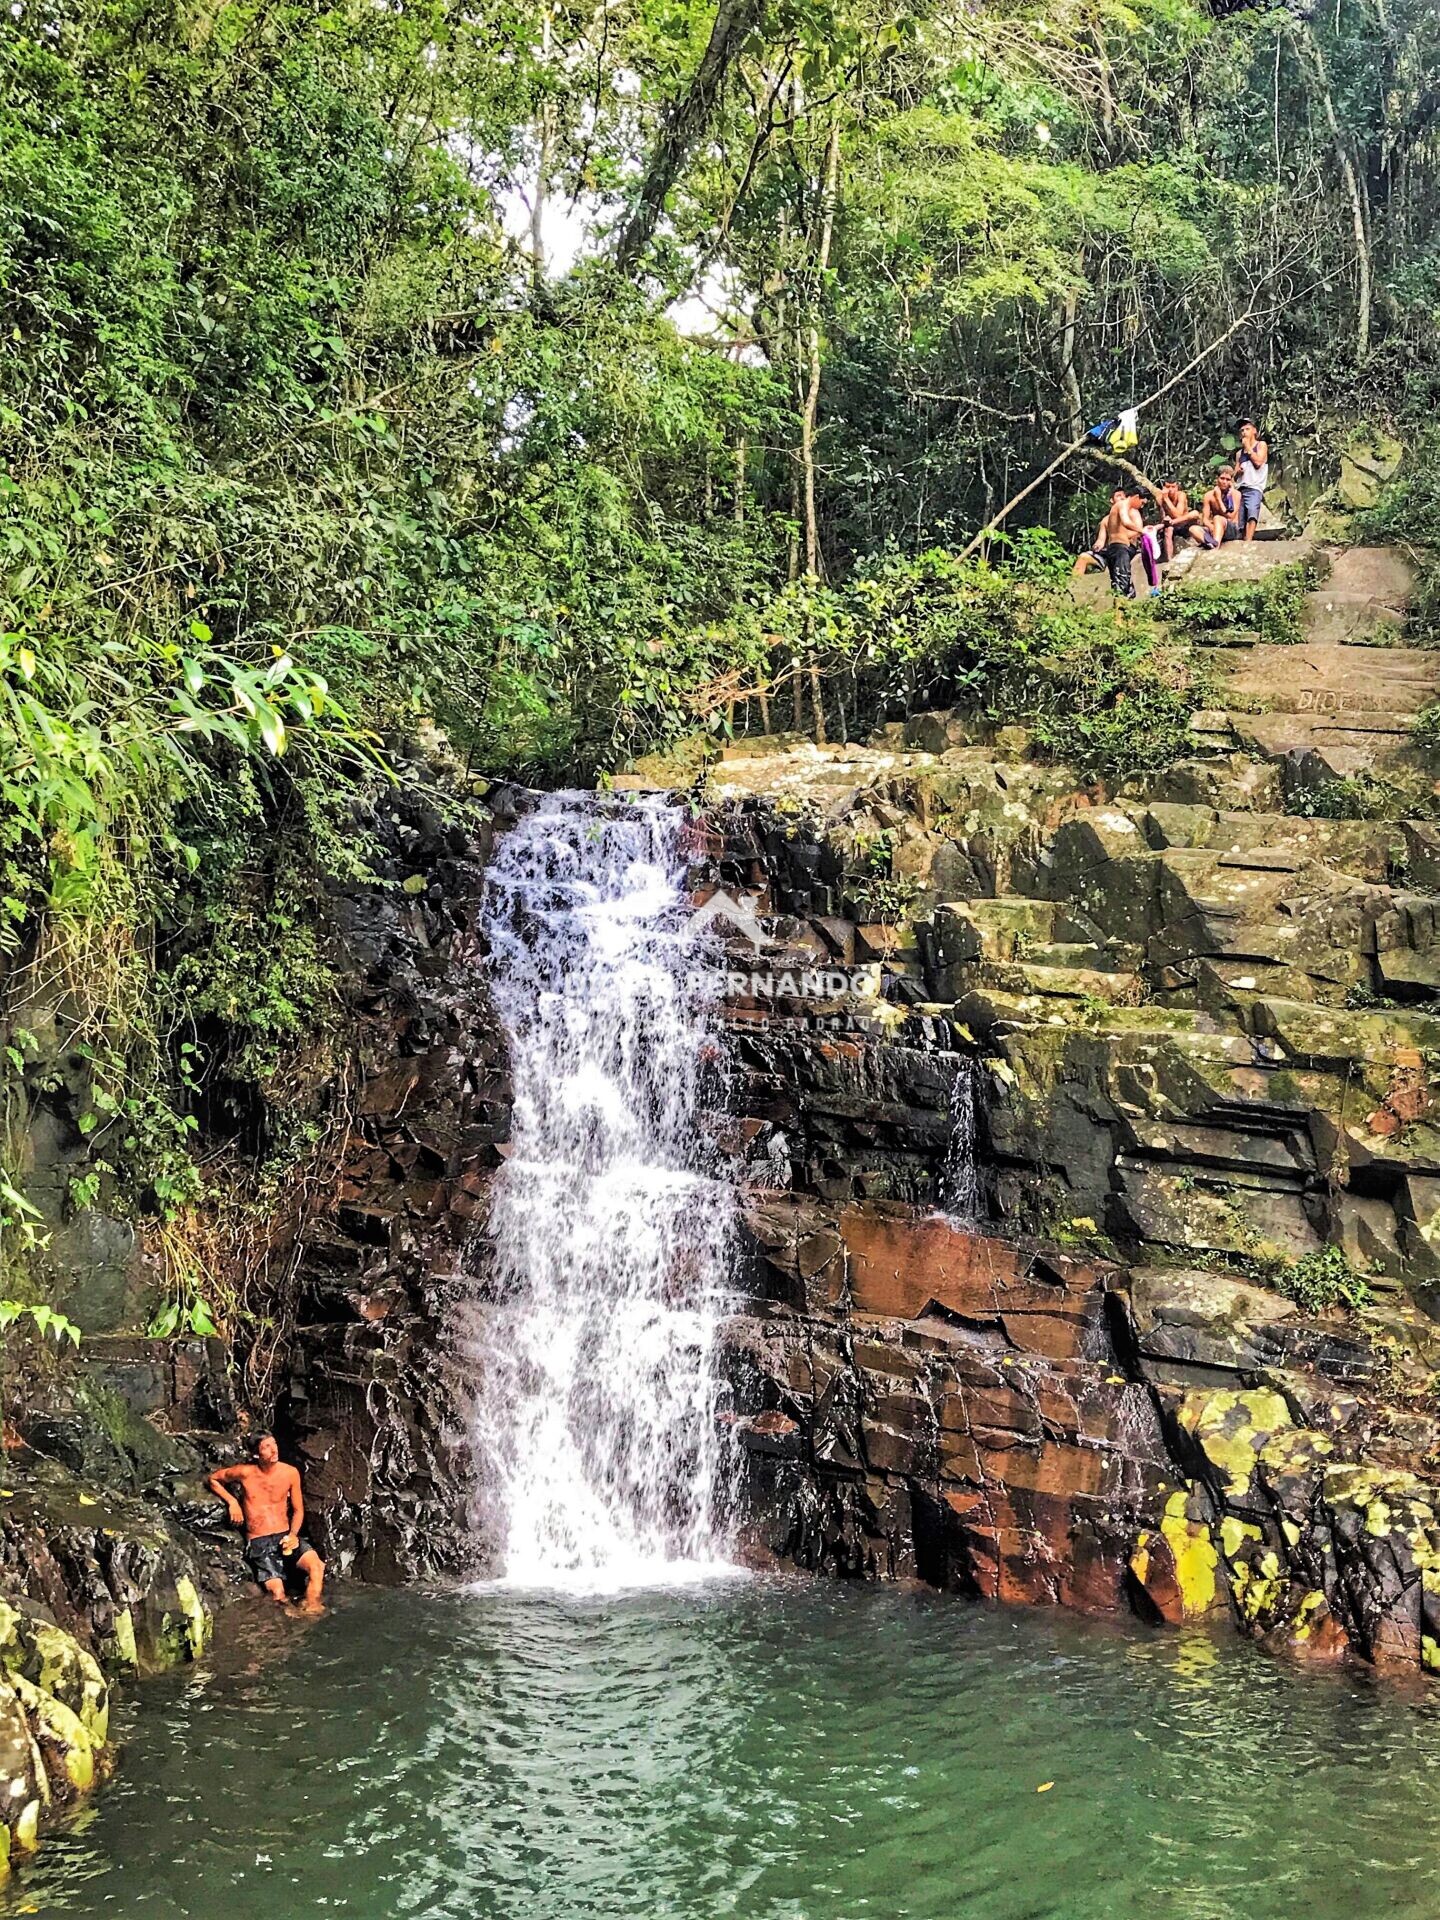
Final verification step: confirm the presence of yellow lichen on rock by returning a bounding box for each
[11,1676,97,1793]
[106,1605,139,1674]
[1160,1489,1220,1616]
[1219,1516,1260,1559]
[0,1602,112,1869]
[1178,1387,1293,1497]
[13,1797,40,1853]
[1291,1591,1328,1644]
[173,1576,210,1659]
[1257,1427,1332,1478]
[1230,1549,1284,1626]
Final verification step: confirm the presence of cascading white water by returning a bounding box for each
[474,791,736,1592]
[941,1057,982,1223]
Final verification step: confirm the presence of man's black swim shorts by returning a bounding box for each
[245,1531,315,1586]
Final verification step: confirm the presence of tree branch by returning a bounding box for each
[1083,448,1163,499]
[955,293,1281,564]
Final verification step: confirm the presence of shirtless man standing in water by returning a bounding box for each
[208,1435,325,1610]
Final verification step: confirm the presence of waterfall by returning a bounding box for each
[941,1058,982,1223]
[473,791,736,1592]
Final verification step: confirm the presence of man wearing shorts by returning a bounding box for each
[1235,419,1270,541]
[1195,466,1242,548]
[1071,512,1108,577]
[1157,479,1200,561]
[208,1433,326,1611]
[1096,486,1144,596]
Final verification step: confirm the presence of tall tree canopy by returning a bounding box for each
[4,0,1440,1309]
[5,0,1440,780]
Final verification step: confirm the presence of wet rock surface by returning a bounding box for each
[275,789,513,1581]
[728,1198,1440,1673]
[0,1337,234,1864]
[0,1596,112,1870]
[0,1332,244,1661]
[684,579,1440,1674]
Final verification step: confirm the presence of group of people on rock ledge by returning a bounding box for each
[1074,419,1271,598]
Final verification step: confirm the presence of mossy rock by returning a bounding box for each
[0,1599,112,1867]
[1335,429,1405,511]
[0,1450,218,1676]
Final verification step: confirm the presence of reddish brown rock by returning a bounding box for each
[841,1208,1028,1319]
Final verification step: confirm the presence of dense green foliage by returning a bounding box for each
[1162,560,1319,648]
[6,0,1440,1320]
[1360,434,1440,640]
[1269,1245,1373,1316]
[757,539,1199,774]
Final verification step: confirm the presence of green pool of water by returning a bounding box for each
[11,1577,1440,1919]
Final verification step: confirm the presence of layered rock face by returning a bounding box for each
[0,1343,225,1863]
[260,546,1440,1676]
[0,771,518,1860]
[730,1196,1440,1670]
[279,790,509,1580]
[695,569,1440,1672]
[706,710,1440,1280]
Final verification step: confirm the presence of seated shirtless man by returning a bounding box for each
[208,1434,325,1611]
[1156,478,1199,561]
[1072,511,1108,577]
[1193,466,1242,549]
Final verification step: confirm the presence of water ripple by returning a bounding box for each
[13,1580,1440,1920]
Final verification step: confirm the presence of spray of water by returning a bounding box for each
[473,792,736,1593]
[941,1058,982,1224]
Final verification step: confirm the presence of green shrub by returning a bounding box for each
[1356,438,1440,643]
[1267,1245,1372,1314]
[1163,560,1316,647]
[756,551,1202,779]
[1291,774,1426,821]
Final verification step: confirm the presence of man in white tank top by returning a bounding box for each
[1235,419,1269,541]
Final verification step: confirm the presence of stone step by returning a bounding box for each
[1024,940,1126,972]
[1213,643,1440,718]
[1306,604,1409,647]
[1139,803,1404,882]
[972,959,1145,1005]
[1145,956,1333,1010]
[1234,710,1417,743]
[1304,547,1415,646]
[953,984,1225,1042]
[1179,536,1320,586]
[1228,712,1418,774]
[1241,993,1440,1068]
[929,896,1072,965]
[1377,948,1440,996]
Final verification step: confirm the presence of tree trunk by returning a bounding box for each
[529,12,554,286]
[798,119,841,745]
[1059,279,1084,442]
[530,107,552,283]
[614,0,766,273]
[1334,137,1372,360]
[1297,26,1372,361]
